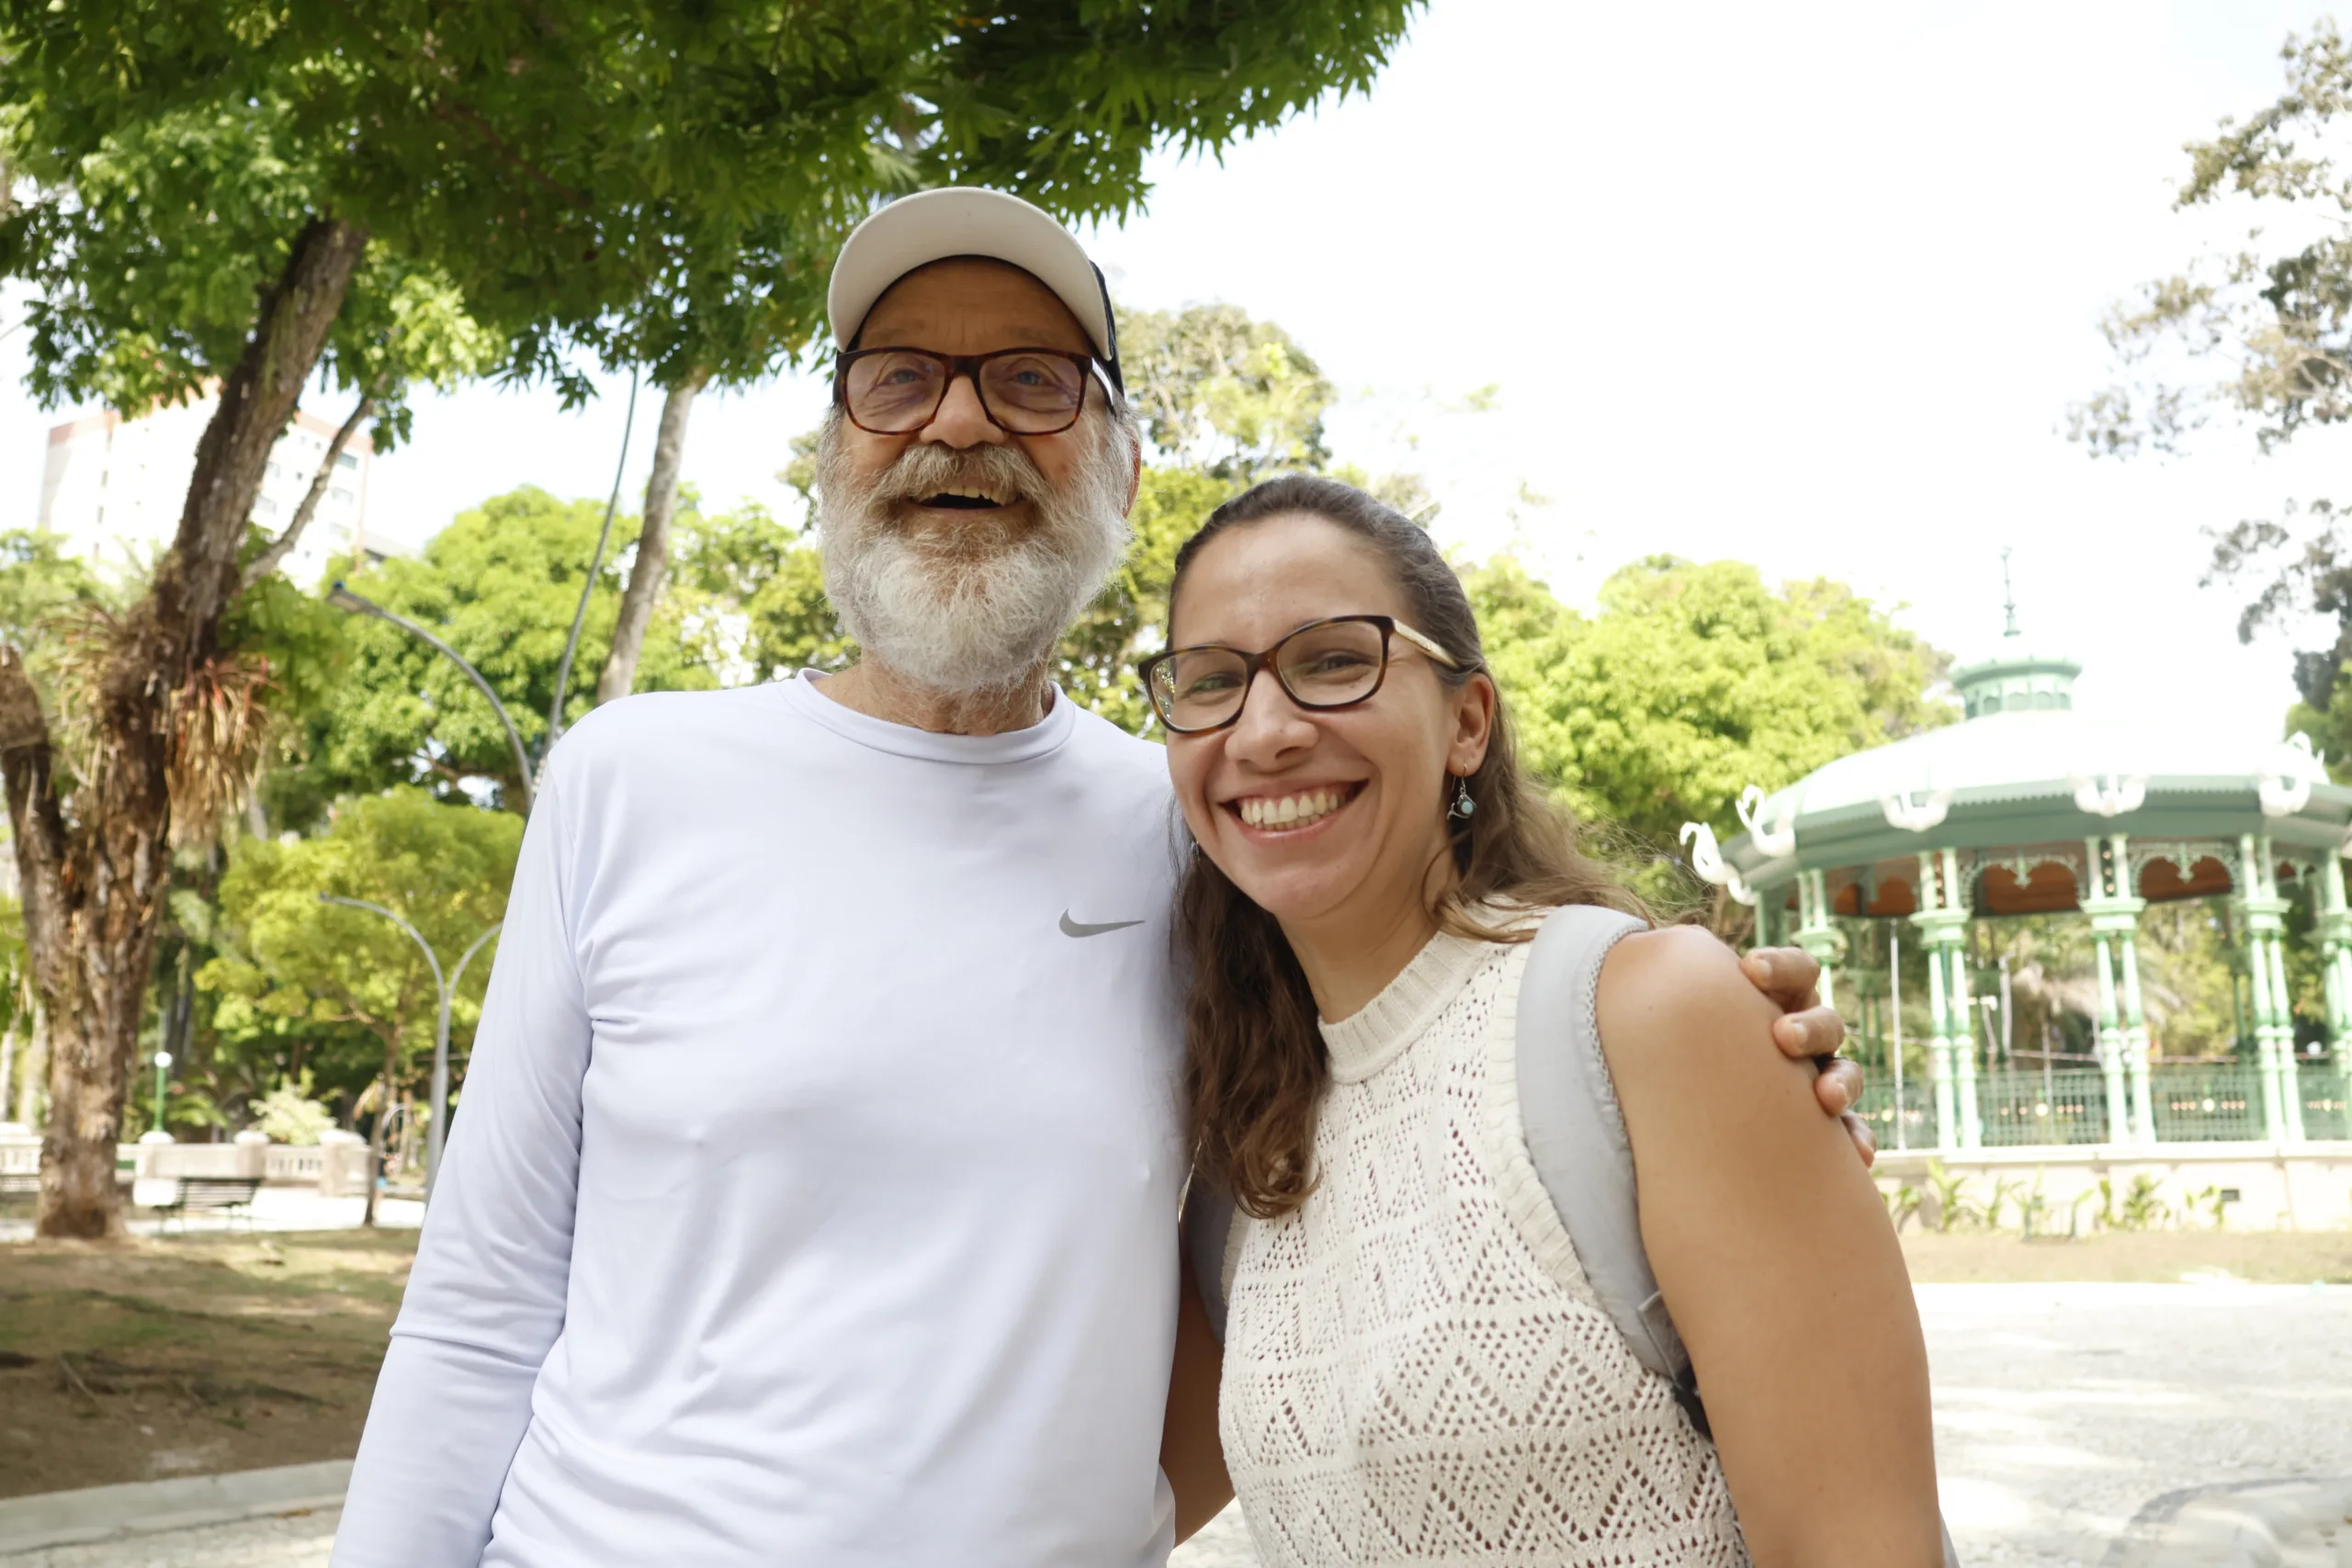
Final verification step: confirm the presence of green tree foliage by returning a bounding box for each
[1,0,1426,1235]
[0,531,104,651]
[200,789,520,1128]
[273,488,854,819]
[1473,556,1953,860]
[2071,22,2352,761]
[1121,304,1335,481]
[667,499,859,687]
[1057,466,1238,733]
[277,491,705,817]
[1049,304,1351,730]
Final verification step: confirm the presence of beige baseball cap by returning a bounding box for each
[827,187,1123,392]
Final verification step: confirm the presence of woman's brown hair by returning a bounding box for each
[1170,474,1640,1220]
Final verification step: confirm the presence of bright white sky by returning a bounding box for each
[5,0,2347,750]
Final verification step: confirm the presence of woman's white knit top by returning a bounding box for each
[1218,924,1748,1567]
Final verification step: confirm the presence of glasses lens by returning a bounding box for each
[978,353,1088,431]
[843,352,946,431]
[1151,648,1250,730]
[1276,621,1386,708]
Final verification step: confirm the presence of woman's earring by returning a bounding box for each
[1449,773,1476,821]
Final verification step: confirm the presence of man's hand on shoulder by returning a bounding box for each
[1732,942,1875,1168]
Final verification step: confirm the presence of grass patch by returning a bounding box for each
[0,1229,415,1497]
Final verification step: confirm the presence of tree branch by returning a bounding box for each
[429,99,594,212]
[243,395,375,592]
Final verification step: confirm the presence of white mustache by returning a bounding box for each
[867,444,1043,509]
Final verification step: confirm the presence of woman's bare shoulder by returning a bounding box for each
[1594,925,1810,1113]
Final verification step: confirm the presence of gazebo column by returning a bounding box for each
[1792,869,1841,1016]
[2117,919,2156,1144]
[1909,850,1971,1150]
[2274,934,2307,1142]
[2080,835,2146,1145]
[2318,855,2352,1125]
[2237,833,2300,1144]
[1940,849,1983,1150]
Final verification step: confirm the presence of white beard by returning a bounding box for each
[816,415,1132,696]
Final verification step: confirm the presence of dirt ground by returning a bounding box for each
[1898,1225,2352,1283]
[0,1230,415,1499]
[3,1225,2348,1505]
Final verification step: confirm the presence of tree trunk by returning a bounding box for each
[4,216,368,1239]
[363,1028,401,1230]
[597,367,708,705]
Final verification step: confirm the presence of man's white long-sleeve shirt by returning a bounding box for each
[333,673,1187,1568]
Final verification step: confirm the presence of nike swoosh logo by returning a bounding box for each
[1060,911,1145,938]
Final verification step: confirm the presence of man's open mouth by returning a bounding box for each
[917,486,1015,511]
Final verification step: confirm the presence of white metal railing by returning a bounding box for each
[6,1132,368,1193]
[266,1145,326,1182]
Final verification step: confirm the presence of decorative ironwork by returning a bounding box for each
[1881,788,1953,833]
[1736,784,1797,858]
[2069,770,2147,818]
[1678,821,1757,906]
[2257,734,2324,818]
[1978,851,2082,887]
[2127,840,2213,885]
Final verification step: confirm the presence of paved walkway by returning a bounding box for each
[0,1189,422,1243]
[8,1282,2347,1566]
[1920,1282,2352,1565]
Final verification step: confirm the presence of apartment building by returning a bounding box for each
[37,392,409,586]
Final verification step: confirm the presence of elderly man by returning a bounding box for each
[332,188,1865,1568]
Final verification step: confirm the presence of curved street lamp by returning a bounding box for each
[327,583,537,815]
[322,366,641,809]
[318,895,502,1200]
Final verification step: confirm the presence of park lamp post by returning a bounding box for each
[151,1051,171,1137]
[318,895,502,1200]
[327,583,537,816]
[320,367,641,814]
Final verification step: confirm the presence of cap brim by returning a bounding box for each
[828,187,1114,364]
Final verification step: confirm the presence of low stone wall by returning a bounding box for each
[3,1132,373,1198]
[1874,1142,2352,1231]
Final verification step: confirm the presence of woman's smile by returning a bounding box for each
[1225,781,1365,835]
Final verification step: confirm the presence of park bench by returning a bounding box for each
[152,1175,263,1233]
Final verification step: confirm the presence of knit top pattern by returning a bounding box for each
[1217,923,1748,1567]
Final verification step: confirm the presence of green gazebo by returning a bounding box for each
[1684,615,2352,1155]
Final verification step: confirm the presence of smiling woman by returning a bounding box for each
[1161,474,1944,1568]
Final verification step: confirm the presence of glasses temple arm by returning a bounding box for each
[1392,620,1466,670]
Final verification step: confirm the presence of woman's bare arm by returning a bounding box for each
[1597,926,1941,1568]
[1160,1253,1233,1542]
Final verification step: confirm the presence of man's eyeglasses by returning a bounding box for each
[834,347,1105,436]
[1138,615,1466,735]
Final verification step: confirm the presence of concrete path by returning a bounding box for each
[7,1281,2346,1566]
[0,1508,338,1568]
[0,1189,421,1244]
[1921,1282,2352,1565]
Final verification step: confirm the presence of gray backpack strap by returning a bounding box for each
[1518,906,1962,1568]
[1181,1177,1238,1347]
[1514,904,1706,1432]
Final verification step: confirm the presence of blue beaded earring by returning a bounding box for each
[1449,773,1476,821]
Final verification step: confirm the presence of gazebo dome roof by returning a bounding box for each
[1716,627,2351,887]
[1775,707,2305,818]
